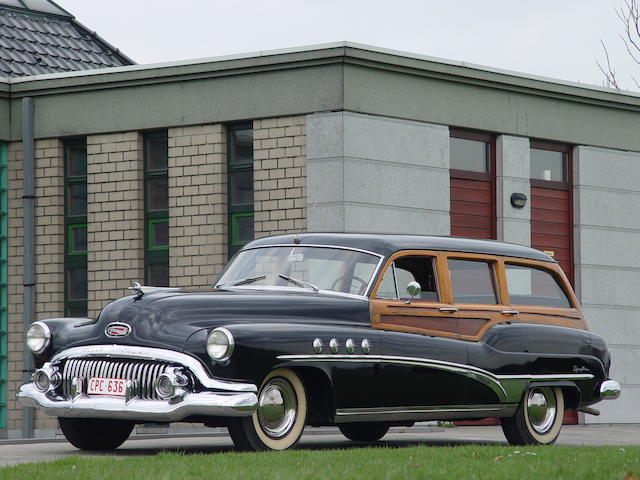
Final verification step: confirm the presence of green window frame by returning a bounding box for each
[227,124,254,258]
[144,131,169,286]
[64,139,88,317]
[0,143,7,431]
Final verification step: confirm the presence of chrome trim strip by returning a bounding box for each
[51,345,257,393]
[277,354,595,402]
[17,383,257,422]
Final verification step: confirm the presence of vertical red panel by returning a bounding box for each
[530,142,576,425]
[450,130,497,426]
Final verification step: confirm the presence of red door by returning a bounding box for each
[530,141,577,424]
[450,129,496,240]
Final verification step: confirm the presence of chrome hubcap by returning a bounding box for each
[526,387,557,434]
[257,378,297,438]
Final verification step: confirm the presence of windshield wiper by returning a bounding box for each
[215,275,266,288]
[278,274,319,293]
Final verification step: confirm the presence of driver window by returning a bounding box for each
[376,256,438,301]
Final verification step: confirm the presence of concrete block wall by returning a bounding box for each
[306,112,450,234]
[253,116,307,238]
[86,133,144,317]
[168,125,228,287]
[574,146,640,423]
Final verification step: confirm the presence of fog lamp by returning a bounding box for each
[155,374,176,399]
[155,368,188,399]
[33,369,51,392]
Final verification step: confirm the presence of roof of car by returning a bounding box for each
[246,233,556,263]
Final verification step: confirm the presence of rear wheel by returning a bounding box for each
[228,368,307,451]
[59,417,134,451]
[501,387,564,445]
[339,423,390,442]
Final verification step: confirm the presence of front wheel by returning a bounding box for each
[228,368,307,451]
[501,386,564,445]
[59,417,134,450]
[339,423,390,442]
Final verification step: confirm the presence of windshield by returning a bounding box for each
[216,246,382,296]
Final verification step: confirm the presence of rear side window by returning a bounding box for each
[448,259,498,304]
[505,263,571,308]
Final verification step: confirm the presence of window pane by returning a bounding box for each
[376,266,398,299]
[230,170,254,205]
[449,259,497,304]
[67,184,87,216]
[531,148,566,182]
[451,137,488,172]
[147,177,168,210]
[69,226,87,253]
[67,267,87,300]
[146,134,168,171]
[393,256,439,301]
[230,128,253,165]
[148,263,169,287]
[234,214,254,244]
[505,263,571,308]
[67,144,87,177]
[67,304,88,317]
[150,220,169,248]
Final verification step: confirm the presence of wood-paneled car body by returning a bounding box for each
[18,234,620,450]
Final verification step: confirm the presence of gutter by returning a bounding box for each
[21,97,35,438]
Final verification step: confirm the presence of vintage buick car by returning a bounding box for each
[18,233,620,451]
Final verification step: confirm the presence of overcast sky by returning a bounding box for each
[58,0,639,91]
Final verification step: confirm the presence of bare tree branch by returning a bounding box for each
[598,0,640,90]
[597,39,621,89]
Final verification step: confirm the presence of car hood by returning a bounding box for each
[65,288,370,353]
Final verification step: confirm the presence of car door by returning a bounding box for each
[369,251,469,408]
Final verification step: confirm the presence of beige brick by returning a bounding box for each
[253,116,307,238]
[168,125,227,288]
[87,132,144,317]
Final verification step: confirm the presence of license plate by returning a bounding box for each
[87,377,127,397]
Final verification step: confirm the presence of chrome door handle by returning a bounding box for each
[501,310,519,315]
[439,307,458,313]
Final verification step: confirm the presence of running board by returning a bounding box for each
[334,404,518,423]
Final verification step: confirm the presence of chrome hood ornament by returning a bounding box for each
[128,282,180,298]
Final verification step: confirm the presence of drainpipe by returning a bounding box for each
[21,97,35,438]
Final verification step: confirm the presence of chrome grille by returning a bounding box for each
[60,358,176,400]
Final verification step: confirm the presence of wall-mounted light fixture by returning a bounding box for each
[510,192,527,209]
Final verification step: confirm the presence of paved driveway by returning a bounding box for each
[1,425,638,467]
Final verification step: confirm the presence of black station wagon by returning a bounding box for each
[18,233,620,451]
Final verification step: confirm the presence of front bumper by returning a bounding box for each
[17,344,259,422]
[18,383,257,422]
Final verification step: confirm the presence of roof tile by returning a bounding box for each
[0,6,133,76]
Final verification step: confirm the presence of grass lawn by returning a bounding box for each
[1,445,639,480]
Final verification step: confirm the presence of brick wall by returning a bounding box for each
[4,139,63,432]
[87,133,144,317]
[168,125,227,288]
[6,141,23,432]
[253,117,307,238]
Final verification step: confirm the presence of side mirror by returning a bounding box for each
[406,281,421,304]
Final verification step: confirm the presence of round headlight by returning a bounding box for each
[26,322,51,354]
[206,328,235,361]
